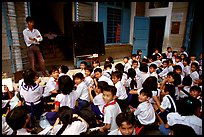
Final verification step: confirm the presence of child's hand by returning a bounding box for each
[129,105,136,113]
[99,126,105,132]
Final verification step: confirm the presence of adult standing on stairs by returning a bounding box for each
[23,16,48,76]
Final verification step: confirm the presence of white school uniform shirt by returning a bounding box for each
[80,69,86,77]
[134,101,156,125]
[158,67,169,78]
[43,77,58,97]
[103,101,122,132]
[168,65,174,72]
[74,81,90,102]
[91,66,101,76]
[98,75,114,86]
[55,92,78,109]
[50,121,88,135]
[167,112,202,135]
[124,62,131,73]
[149,89,161,104]
[160,95,177,111]
[84,76,94,87]
[102,69,112,79]
[2,116,13,135]
[183,65,191,76]
[176,61,184,71]
[17,78,24,92]
[108,128,136,135]
[121,73,128,87]
[179,86,190,98]
[166,52,172,59]
[190,71,199,85]
[93,93,105,113]
[17,128,31,135]
[115,81,128,100]
[19,82,43,104]
[23,28,43,47]
[137,71,150,84]
[150,71,158,80]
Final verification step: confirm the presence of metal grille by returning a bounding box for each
[106,7,121,43]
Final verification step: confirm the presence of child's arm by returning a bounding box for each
[88,86,94,102]
[129,89,139,94]
[99,123,111,132]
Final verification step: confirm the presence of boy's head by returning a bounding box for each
[137,49,142,55]
[190,54,196,61]
[26,16,35,29]
[169,124,196,135]
[167,47,172,52]
[190,86,201,98]
[59,65,69,74]
[115,63,124,73]
[175,56,181,63]
[132,60,138,69]
[167,72,181,86]
[116,112,135,135]
[131,54,137,60]
[123,57,129,63]
[149,64,157,73]
[162,60,168,68]
[94,68,103,79]
[105,56,114,64]
[104,62,112,70]
[111,71,122,84]
[49,66,59,79]
[173,65,182,74]
[6,106,30,130]
[58,75,74,95]
[80,61,87,70]
[73,72,84,85]
[183,57,190,66]
[167,59,173,66]
[182,75,192,86]
[127,68,136,79]
[85,65,93,77]
[103,85,117,104]
[92,59,100,68]
[154,48,159,53]
[180,46,186,52]
[164,84,175,98]
[180,53,187,60]
[172,51,178,57]
[138,89,152,102]
[95,81,108,94]
[139,63,148,73]
[191,62,199,72]
[23,68,37,86]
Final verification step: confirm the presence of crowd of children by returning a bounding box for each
[2,47,202,135]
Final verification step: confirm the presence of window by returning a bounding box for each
[149,2,169,9]
[106,8,121,43]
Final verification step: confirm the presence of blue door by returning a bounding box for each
[133,17,150,58]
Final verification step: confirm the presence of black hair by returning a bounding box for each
[131,54,137,58]
[73,72,84,80]
[167,72,181,86]
[58,75,74,95]
[94,67,102,73]
[56,106,74,135]
[140,88,152,98]
[48,66,59,75]
[161,53,167,59]
[104,62,112,69]
[180,53,187,59]
[164,84,176,99]
[171,124,196,135]
[142,58,149,64]
[115,63,124,73]
[127,68,137,90]
[173,65,182,72]
[85,65,93,74]
[191,62,199,71]
[23,68,37,86]
[92,59,100,67]
[60,65,69,74]
[149,63,157,69]
[176,96,201,116]
[26,16,34,23]
[167,59,173,64]
[180,46,186,51]
[142,76,158,91]
[123,56,129,60]
[182,75,192,86]
[132,60,138,65]
[137,49,142,55]
[112,71,122,80]
[167,47,172,50]
[105,56,114,64]
[139,63,148,73]
[172,51,178,55]
[183,57,190,65]
[103,85,117,96]
[97,81,108,93]
[116,112,135,127]
[6,106,29,130]
[80,61,87,66]
[190,86,201,93]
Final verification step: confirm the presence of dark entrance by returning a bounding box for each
[148,16,166,57]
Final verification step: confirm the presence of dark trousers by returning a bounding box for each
[27,44,45,72]
[116,98,129,112]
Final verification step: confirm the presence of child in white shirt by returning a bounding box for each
[99,85,122,134]
[149,64,158,80]
[58,65,69,78]
[84,65,94,87]
[123,57,131,73]
[94,68,114,86]
[190,62,200,86]
[103,62,113,79]
[73,73,90,111]
[79,61,87,77]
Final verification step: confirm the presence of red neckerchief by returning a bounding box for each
[102,100,117,114]
[54,79,58,86]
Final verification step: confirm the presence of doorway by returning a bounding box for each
[148,16,166,57]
